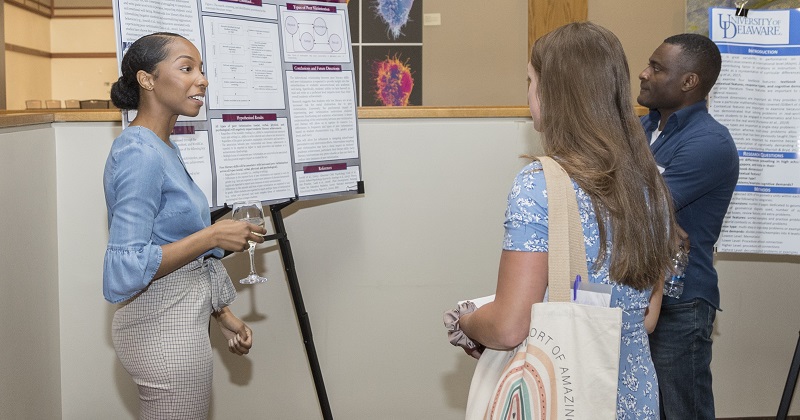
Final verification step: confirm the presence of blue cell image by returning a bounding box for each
[373,0,415,39]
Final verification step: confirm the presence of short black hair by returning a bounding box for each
[110,32,185,110]
[664,33,722,97]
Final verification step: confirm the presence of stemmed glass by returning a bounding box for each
[231,200,269,284]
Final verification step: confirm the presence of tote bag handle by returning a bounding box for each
[538,156,589,303]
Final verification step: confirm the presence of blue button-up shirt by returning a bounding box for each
[642,100,739,309]
[103,126,221,303]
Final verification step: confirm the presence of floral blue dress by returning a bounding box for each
[503,161,659,419]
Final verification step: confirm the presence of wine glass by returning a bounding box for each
[231,200,269,284]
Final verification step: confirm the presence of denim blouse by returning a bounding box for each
[103,126,222,303]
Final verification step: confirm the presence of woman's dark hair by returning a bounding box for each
[110,32,185,110]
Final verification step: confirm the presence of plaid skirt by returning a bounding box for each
[112,257,236,420]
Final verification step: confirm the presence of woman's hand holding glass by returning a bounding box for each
[231,201,269,284]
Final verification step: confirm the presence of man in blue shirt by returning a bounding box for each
[638,33,739,420]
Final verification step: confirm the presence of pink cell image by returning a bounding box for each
[372,54,414,107]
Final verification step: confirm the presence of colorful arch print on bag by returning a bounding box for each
[488,343,553,420]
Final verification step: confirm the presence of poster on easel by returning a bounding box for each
[709,7,800,255]
[112,0,361,208]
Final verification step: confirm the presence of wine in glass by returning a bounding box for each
[231,200,269,284]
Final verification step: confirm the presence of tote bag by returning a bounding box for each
[465,156,622,420]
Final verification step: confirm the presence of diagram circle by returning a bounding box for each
[329,34,342,52]
[285,16,298,34]
[314,17,328,36]
[300,32,315,51]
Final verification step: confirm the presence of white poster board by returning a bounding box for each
[709,7,800,255]
[112,0,361,207]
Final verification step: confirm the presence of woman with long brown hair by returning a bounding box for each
[453,22,677,417]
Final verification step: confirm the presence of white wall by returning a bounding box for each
[714,252,800,416]
[46,118,538,419]
[1,117,799,418]
[52,122,134,417]
[0,124,62,419]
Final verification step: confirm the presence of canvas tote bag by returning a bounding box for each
[465,156,622,420]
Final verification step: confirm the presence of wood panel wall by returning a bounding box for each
[528,0,588,53]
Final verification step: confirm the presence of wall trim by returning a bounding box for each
[5,43,115,59]
[5,43,50,58]
[5,0,111,18]
[51,7,112,18]
[0,105,651,126]
[53,6,112,9]
[51,52,115,59]
[5,0,51,18]
[51,14,113,18]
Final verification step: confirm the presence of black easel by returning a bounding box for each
[212,199,333,420]
[777,330,800,420]
[269,199,333,420]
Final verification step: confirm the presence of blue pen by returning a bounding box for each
[573,274,581,301]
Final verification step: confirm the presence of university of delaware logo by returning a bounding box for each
[711,8,790,45]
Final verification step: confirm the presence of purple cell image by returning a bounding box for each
[372,54,414,106]
[361,45,422,106]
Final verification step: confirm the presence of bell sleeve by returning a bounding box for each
[103,142,165,303]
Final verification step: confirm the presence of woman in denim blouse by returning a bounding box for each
[104,33,266,419]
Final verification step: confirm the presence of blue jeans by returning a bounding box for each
[648,299,716,420]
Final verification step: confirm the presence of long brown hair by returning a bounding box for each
[530,22,677,290]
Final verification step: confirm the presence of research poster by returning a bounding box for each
[112,0,361,207]
[709,7,800,255]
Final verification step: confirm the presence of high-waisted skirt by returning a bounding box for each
[112,257,236,420]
